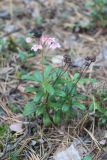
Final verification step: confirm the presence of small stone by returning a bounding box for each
[9,123,23,133]
[39,138,44,144]
[52,55,64,65]
[99,139,106,145]
[31,140,37,146]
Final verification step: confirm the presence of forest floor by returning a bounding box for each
[0,0,107,159]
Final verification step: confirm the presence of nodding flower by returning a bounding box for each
[31,44,43,52]
[40,35,61,50]
[85,56,96,62]
[26,35,61,52]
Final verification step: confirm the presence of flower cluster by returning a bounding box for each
[85,56,96,66]
[63,54,73,68]
[26,35,61,52]
[85,56,96,63]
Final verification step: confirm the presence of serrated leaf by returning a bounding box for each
[104,110,107,116]
[33,93,43,103]
[85,2,93,8]
[53,111,61,125]
[62,105,70,112]
[50,102,61,111]
[43,113,51,126]
[36,106,44,116]
[25,86,36,93]
[18,51,26,61]
[21,74,36,81]
[34,71,43,82]
[73,73,80,81]
[44,65,52,79]
[23,102,35,116]
[72,102,86,110]
[56,90,66,97]
[43,83,55,95]
[89,103,94,112]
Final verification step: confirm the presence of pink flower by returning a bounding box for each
[40,35,49,45]
[45,38,56,46]
[26,35,61,52]
[40,35,61,49]
[49,42,61,49]
[26,37,32,43]
[31,44,43,52]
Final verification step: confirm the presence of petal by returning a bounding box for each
[31,44,43,52]
[38,45,43,50]
[49,42,61,49]
[31,45,38,51]
[40,35,49,45]
[26,37,32,43]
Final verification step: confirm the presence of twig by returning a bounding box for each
[0,28,22,38]
[35,0,46,7]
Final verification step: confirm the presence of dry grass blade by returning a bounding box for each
[84,128,101,150]
[28,151,40,160]
[1,0,107,160]
[19,137,35,153]
[0,99,13,116]
[0,67,13,75]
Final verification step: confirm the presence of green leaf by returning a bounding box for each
[64,81,73,93]
[62,105,70,112]
[56,90,66,97]
[43,113,51,126]
[10,151,19,160]
[36,106,44,116]
[50,102,62,111]
[79,78,97,84]
[24,86,36,93]
[23,102,35,116]
[85,2,93,8]
[73,73,80,81]
[89,103,94,112]
[34,71,43,82]
[72,102,86,110]
[76,95,87,100]
[104,110,107,116]
[53,111,61,125]
[43,83,55,95]
[89,100,106,113]
[18,51,26,61]
[82,155,92,160]
[33,93,43,103]
[21,74,36,81]
[103,0,107,4]
[44,65,52,79]
[50,68,61,80]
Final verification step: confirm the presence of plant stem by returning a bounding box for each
[63,62,91,105]
[53,64,69,86]
[41,50,44,81]
[44,91,56,126]
[69,62,91,94]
